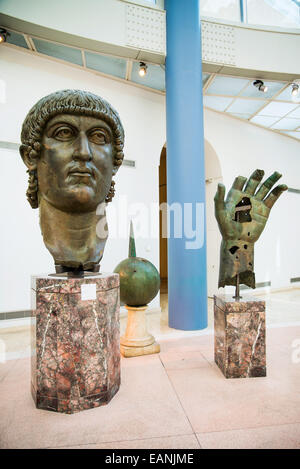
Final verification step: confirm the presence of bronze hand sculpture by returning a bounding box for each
[20,90,124,274]
[214,169,287,292]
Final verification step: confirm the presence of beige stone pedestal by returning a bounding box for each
[120,305,160,357]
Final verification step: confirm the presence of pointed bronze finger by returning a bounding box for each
[244,169,265,195]
[255,171,282,200]
[232,176,247,191]
[214,183,225,212]
[264,184,288,209]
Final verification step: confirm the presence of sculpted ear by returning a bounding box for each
[19,144,38,171]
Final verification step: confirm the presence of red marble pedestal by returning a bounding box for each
[214,295,266,379]
[31,273,120,413]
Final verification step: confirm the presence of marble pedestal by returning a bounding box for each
[31,273,120,413]
[214,295,266,379]
[120,305,160,357]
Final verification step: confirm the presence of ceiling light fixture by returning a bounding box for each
[138,62,147,77]
[291,83,299,97]
[253,79,268,93]
[0,28,9,44]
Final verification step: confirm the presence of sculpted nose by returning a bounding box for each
[73,132,92,161]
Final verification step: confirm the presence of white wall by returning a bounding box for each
[204,108,300,295]
[0,47,166,312]
[1,45,300,313]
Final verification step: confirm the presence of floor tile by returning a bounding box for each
[0,354,193,449]
[159,350,211,370]
[197,423,300,449]
[1,289,300,449]
[0,359,20,383]
[166,346,300,433]
[159,335,213,353]
[54,434,201,449]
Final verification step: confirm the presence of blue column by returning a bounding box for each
[240,0,246,23]
[165,0,207,330]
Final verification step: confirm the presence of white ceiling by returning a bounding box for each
[203,73,300,141]
[3,27,300,142]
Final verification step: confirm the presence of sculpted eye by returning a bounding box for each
[53,126,74,141]
[89,129,110,145]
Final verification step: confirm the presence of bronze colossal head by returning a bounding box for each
[20,90,125,274]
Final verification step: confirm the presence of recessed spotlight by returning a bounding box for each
[291,83,299,97]
[253,79,268,93]
[138,62,147,77]
[0,28,9,44]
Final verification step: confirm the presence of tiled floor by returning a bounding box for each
[0,289,300,449]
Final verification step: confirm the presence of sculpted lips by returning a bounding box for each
[68,167,94,178]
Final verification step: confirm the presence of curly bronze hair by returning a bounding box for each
[20,89,125,208]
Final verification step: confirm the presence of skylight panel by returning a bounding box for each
[256,101,298,117]
[226,98,266,114]
[203,96,233,112]
[206,76,250,96]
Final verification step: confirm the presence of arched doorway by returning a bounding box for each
[159,144,168,295]
[159,140,222,301]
